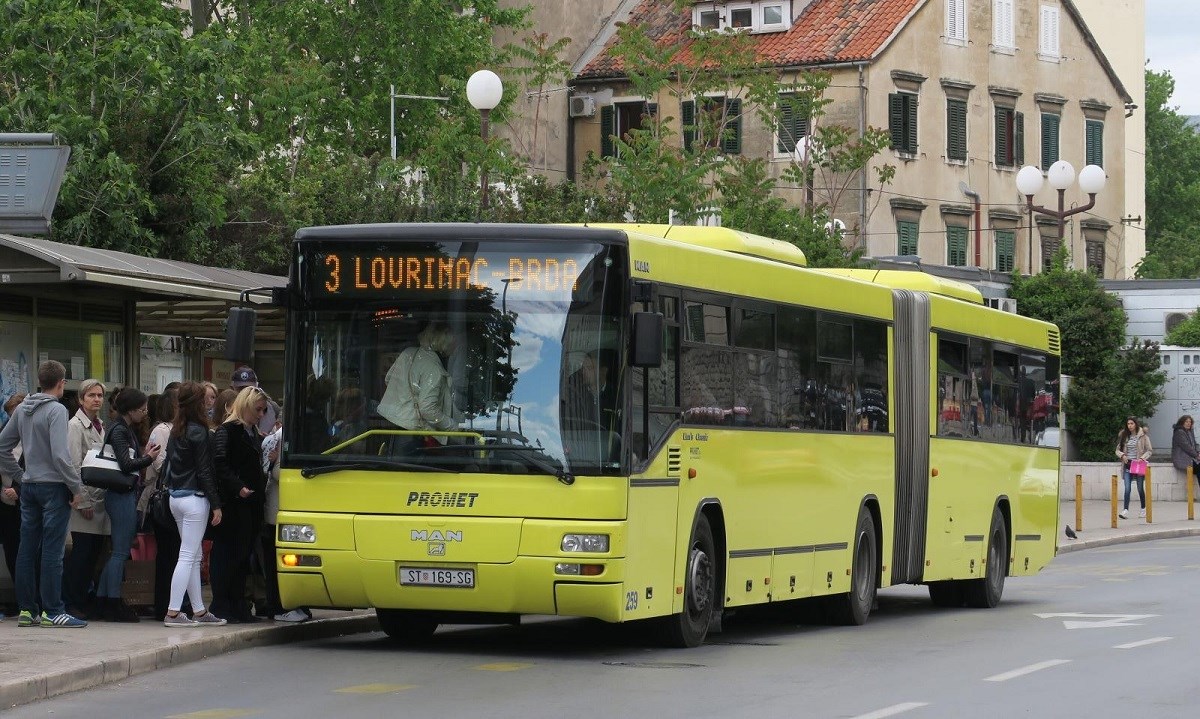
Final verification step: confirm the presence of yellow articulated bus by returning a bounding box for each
[261,222,1060,647]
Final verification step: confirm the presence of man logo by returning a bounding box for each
[410,530,463,542]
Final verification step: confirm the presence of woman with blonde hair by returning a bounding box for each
[210,386,271,622]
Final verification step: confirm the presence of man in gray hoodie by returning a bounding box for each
[0,360,87,628]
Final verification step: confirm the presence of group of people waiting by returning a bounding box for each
[1114,414,1200,520]
[0,360,306,628]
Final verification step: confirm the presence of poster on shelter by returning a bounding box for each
[0,321,33,425]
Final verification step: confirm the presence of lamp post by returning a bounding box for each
[466,69,504,215]
[389,86,449,161]
[1016,160,1106,272]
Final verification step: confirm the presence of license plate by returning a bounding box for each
[400,567,475,588]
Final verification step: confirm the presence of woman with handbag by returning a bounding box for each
[63,379,109,618]
[1116,416,1152,520]
[93,388,159,622]
[164,381,225,626]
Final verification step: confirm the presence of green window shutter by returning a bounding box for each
[947,99,967,161]
[777,96,807,153]
[723,98,742,155]
[994,107,1009,166]
[682,100,696,152]
[1014,111,1025,165]
[946,225,968,266]
[1041,113,1060,170]
[897,220,919,255]
[889,93,904,150]
[600,105,615,158]
[995,230,1015,273]
[905,94,918,153]
[1086,119,1104,167]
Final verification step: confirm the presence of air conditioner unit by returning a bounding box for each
[1166,312,1191,334]
[986,297,1018,313]
[569,95,596,118]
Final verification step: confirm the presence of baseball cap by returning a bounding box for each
[230,366,259,388]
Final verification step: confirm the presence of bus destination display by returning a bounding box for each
[313,250,585,299]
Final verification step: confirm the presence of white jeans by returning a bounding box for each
[168,494,210,614]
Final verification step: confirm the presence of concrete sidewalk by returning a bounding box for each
[3,499,1199,711]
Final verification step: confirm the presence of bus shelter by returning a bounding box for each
[0,233,285,417]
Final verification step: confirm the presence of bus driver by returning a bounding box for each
[378,324,459,455]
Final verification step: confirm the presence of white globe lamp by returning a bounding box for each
[1078,164,1107,195]
[1015,165,1044,196]
[466,70,503,112]
[1046,160,1076,191]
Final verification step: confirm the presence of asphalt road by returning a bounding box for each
[13,538,1200,719]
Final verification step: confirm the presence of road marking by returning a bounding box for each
[984,659,1071,682]
[335,683,418,694]
[475,662,534,672]
[848,702,929,719]
[1114,636,1173,650]
[1035,612,1156,629]
[166,711,258,719]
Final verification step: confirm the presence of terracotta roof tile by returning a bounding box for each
[579,0,923,79]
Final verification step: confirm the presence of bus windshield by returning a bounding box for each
[289,239,627,477]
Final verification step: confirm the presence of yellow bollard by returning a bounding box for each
[1075,474,1083,532]
[1111,474,1119,529]
[1189,464,1195,521]
[1146,466,1153,524]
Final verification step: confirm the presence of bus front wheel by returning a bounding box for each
[828,507,878,626]
[376,609,439,643]
[657,514,717,648]
[964,508,1008,608]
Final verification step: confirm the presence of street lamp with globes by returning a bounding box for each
[1015,160,1106,271]
[466,69,504,215]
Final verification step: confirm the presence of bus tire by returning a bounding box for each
[657,514,717,648]
[964,508,1008,609]
[376,609,439,643]
[927,581,965,608]
[828,507,878,626]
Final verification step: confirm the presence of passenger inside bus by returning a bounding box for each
[377,323,459,455]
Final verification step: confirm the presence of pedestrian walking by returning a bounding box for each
[1116,416,1152,520]
[62,378,109,618]
[163,381,225,626]
[94,388,159,622]
[1172,415,1200,488]
[0,361,88,628]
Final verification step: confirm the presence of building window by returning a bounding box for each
[898,220,920,255]
[947,225,968,266]
[776,93,810,156]
[1039,4,1060,58]
[946,0,967,45]
[761,3,786,29]
[1041,235,1061,271]
[729,5,753,28]
[946,99,967,162]
[691,1,792,33]
[698,9,719,29]
[993,0,1014,49]
[994,107,1024,167]
[995,230,1015,272]
[1040,113,1060,170]
[1085,119,1104,167]
[600,101,658,159]
[889,93,919,154]
[1086,239,1105,275]
[682,97,742,154]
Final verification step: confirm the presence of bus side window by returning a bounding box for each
[937,338,969,437]
[633,294,681,463]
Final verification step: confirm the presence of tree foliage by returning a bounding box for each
[1011,254,1166,460]
[1140,68,1200,278]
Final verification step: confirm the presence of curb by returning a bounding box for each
[0,613,380,710]
[1055,525,1200,554]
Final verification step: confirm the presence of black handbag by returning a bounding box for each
[148,455,175,530]
[80,427,136,492]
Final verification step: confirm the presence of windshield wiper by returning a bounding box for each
[300,459,451,478]
[479,445,575,485]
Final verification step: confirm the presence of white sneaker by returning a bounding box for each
[191,611,227,626]
[1139,509,1146,518]
[273,609,310,623]
[1119,509,1129,519]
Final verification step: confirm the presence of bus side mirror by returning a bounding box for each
[631,312,663,368]
[225,306,257,362]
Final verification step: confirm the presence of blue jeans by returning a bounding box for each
[16,482,72,616]
[96,489,137,599]
[1123,469,1146,511]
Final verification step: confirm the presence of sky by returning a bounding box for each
[1146,0,1200,115]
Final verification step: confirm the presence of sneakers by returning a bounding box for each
[191,611,228,626]
[1139,509,1147,518]
[40,612,87,628]
[273,609,310,623]
[1119,509,1129,519]
[16,610,35,628]
[163,612,197,627]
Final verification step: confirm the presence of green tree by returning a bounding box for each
[1140,68,1200,278]
[1164,310,1200,347]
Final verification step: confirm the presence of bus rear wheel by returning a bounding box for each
[828,507,878,626]
[964,508,1008,608]
[376,609,439,643]
[657,514,717,648]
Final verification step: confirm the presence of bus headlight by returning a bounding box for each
[279,524,316,543]
[561,534,609,553]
